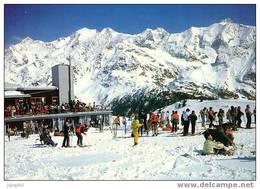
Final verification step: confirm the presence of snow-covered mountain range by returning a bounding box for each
[5,19,256,106]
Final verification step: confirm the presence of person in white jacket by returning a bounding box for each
[182,109,190,136]
[203,134,231,155]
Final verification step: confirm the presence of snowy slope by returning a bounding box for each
[160,99,255,122]
[5,19,256,104]
[5,100,255,180]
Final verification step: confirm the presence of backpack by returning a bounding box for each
[151,114,159,123]
[75,126,81,134]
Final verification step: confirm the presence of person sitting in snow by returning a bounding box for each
[40,126,57,147]
[222,123,234,143]
[203,123,235,147]
[132,114,142,146]
[203,133,232,155]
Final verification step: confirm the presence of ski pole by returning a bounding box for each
[116,124,118,138]
[124,123,126,138]
[70,132,73,147]
[196,123,198,135]
[125,122,127,136]
[120,124,123,138]
[112,124,114,138]
[142,124,144,144]
[85,133,89,145]
[243,115,246,124]
[68,132,71,146]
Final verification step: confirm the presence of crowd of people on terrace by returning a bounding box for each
[4,99,107,117]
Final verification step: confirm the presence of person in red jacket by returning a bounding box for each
[150,113,159,136]
[171,111,180,133]
[75,123,86,146]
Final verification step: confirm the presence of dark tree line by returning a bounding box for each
[110,90,215,116]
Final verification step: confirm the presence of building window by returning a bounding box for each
[30,97,46,105]
[52,96,58,105]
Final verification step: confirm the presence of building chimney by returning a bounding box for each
[52,64,74,105]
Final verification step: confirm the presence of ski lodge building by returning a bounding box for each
[4,64,112,132]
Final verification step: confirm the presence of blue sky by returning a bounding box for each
[4,4,256,47]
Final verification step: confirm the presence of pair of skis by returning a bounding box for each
[62,144,91,148]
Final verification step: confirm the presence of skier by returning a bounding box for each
[217,108,225,126]
[226,109,232,123]
[245,105,252,129]
[150,112,159,136]
[7,127,14,142]
[113,115,120,138]
[22,121,27,138]
[23,121,30,138]
[97,115,103,132]
[233,107,238,130]
[122,116,127,135]
[160,110,166,128]
[62,119,71,147]
[208,107,216,128]
[138,111,145,136]
[30,120,35,134]
[230,106,236,126]
[181,111,185,126]
[13,126,18,136]
[75,123,86,146]
[188,110,197,135]
[166,111,170,127]
[132,114,141,146]
[142,112,148,134]
[200,107,207,128]
[182,109,190,136]
[171,111,179,133]
[236,106,244,128]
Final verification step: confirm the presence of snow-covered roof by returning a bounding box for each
[16,86,58,91]
[4,82,19,91]
[4,85,58,91]
[5,91,31,98]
